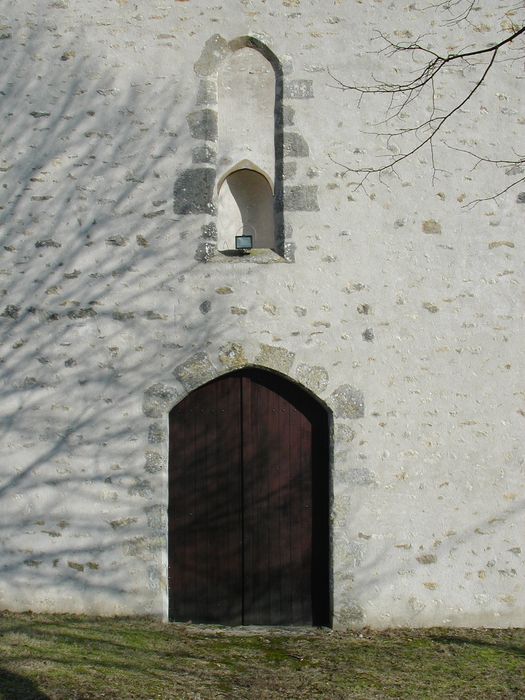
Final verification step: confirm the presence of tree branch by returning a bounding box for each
[330,6,524,202]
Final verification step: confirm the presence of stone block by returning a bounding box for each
[192,144,217,164]
[283,132,309,158]
[284,185,319,211]
[255,344,295,374]
[218,342,247,370]
[186,109,218,140]
[295,363,329,394]
[173,168,215,215]
[331,384,364,419]
[142,383,178,418]
[173,352,216,390]
[284,79,314,99]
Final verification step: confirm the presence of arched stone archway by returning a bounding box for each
[168,367,330,626]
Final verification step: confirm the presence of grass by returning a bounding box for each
[0,612,524,699]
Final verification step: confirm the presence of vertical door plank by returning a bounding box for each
[168,375,243,624]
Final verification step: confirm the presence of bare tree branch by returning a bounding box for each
[447,145,525,206]
[331,1,525,204]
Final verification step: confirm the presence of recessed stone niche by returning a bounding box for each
[217,46,277,252]
[217,166,274,250]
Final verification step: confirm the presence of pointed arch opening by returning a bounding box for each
[217,167,275,250]
[168,367,330,626]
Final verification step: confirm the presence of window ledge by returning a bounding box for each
[212,248,286,264]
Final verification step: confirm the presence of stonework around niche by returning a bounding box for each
[172,34,319,263]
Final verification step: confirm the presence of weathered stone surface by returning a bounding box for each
[192,143,216,164]
[194,33,229,76]
[282,105,295,126]
[128,478,152,498]
[142,383,178,418]
[145,504,165,533]
[295,363,328,394]
[422,302,439,313]
[346,468,376,485]
[347,541,365,567]
[283,132,309,158]
[195,240,216,262]
[22,376,46,389]
[144,450,163,473]
[67,307,96,320]
[109,518,136,530]
[334,423,356,443]
[147,423,165,444]
[124,537,155,558]
[196,78,217,106]
[334,602,365,626]
[186,109,217,141]
[422,219,442,234]
[173,352,216,390]
[283,161,297,179]
[263,302,277,315]
[417,553,437,565]
[283,240,296,262]
[284,185,319,211]
[1,305,19,319]
[218,342,247,369]
[331,385,364,419]
[145,310,167,320]
[35,239,61,248]
[112,310,134,321]
[106,235,127,246]
[68,561,84,572]
[255,344,295,374]
[284,79,314,99]
[173,168,215,215]
[201,221,217,239]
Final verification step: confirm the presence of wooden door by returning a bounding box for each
[168,369,329,626]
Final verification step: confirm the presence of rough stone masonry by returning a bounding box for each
[0,0,523,628]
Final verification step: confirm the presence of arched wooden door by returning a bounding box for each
[168,368,329,626]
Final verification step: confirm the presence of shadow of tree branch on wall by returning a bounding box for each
[0,16,235,613]
[341,496,525,627]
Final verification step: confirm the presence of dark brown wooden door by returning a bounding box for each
[168,369,329,626]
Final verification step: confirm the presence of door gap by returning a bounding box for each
[240,375,246,625]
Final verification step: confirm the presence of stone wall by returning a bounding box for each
[0,0,523,627]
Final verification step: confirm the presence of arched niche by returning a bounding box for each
[217,166,275,250]
[218,44,277,252]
